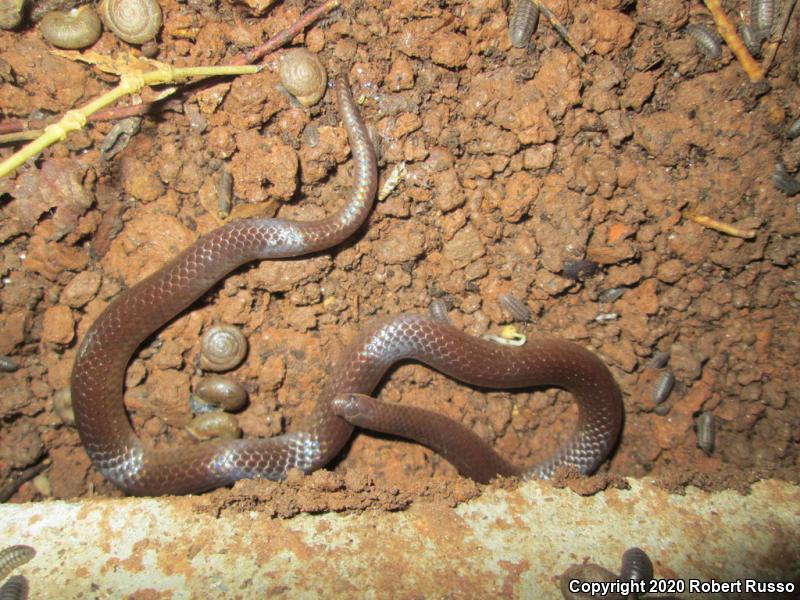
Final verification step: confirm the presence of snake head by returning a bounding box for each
[330,393,376,426]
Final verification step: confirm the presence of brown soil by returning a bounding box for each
[0,0,798,512]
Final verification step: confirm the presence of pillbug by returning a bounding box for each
[695,411,716,455]
[498,292,532,322]
[685,24,722,58]
[620,547,654,584]
[652,370,675,405]
[508,0,539,49]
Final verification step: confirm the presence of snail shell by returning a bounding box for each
[193,376,248,412]
[200,325,248,372]
[0,0,25,30]
[187,412,241,441]
[279,49,327,107]
[100,0,162,45]
[41,7,103,49]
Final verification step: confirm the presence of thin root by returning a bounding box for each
[703,0,764,82]
[683,210,758,239]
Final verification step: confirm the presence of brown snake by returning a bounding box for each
[71,75,623,496]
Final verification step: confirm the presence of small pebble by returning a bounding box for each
[595,313,619,322]
[0,356,18,372]
[53,389,75,425]
[598,287,626,303]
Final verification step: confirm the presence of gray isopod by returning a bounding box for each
[0,575,28,600]
[428,298,452,324]
[652,370,675,405]
[685,24,722,58]
[498,292,532,322]
[772,164,800,196]
[786,118,800,139]
[751,0,775,39]
[695,411,716,455]
[0,546,35,583]
[648,351,670,369]
[217,171,233,217]
[620,547,654,585]
[508,0,539,48]
[740,23,762,56]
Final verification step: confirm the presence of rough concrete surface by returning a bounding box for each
[1,479,798,598]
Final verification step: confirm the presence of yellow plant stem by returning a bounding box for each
[0,64,258,178]
[684,210,757,239]
[703,0,764,82]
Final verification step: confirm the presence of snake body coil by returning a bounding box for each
[71,76,622,496]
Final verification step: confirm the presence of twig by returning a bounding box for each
[0,461,49,502]
[238,0,340,65]
[534,1,585,58]
[0,65,258,178]
[89,0,341,122]
[761,0,798,74]
[683,210,758,239]
[703,0,764,82]
[0,1,341,137]
[0,130,42,144]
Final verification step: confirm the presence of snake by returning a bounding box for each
[71,75,623,496]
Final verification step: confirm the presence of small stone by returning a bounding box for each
[621,71,656,111]
[670,342,703,381]
[259,354,286,392]
[433,169,465,212]
[502,172,538,223]
[590,9,636,54]
[443,225,484,269]
[42,305,75,345]
[603,337,638,372]
[388,113,422,138]
[61,271,102,308]
[656,259,684,284]
[430,32,470,68]
[626,278,659,315]
[523,144,556,170]
[0,311,25,354]
[386,56,415,91]
[374,221,426,265]
[121,157,164,203]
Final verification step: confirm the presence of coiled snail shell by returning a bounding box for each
[193,375,248,412]
[200,325,248,372]
[41,7,103,49]
[279,49,327,107]
[100,0,162,45]
[0,0,26,30]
